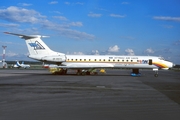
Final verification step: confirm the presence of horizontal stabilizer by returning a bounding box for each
[4,32,49,40]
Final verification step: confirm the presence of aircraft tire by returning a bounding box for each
[154,74,158,77]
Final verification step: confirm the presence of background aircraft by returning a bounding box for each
[5,32,174,77]
[13,61,30,69]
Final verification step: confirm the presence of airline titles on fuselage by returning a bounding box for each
[65,56,150,64]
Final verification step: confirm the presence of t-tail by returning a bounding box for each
[4,32,66,62]
[16,61,21,67]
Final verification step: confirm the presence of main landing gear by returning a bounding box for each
[49,68,67,75]
[76,69,98,75]
[131,69,159,77]
[131,69,141,77]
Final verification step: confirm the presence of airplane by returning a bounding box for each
[13,61,30,69]
[4,32,175,77]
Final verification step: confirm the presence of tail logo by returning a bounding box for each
[29,41,45,50]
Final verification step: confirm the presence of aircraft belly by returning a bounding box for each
[60,62,158,69]
[114,64,157,69]
[63,62,114,68]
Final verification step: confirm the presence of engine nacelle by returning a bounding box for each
[41,55,66,62]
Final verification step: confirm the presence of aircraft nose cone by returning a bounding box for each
[172,63,177,68]
[168,62,174,68]
[173,63,176,67]
[171,62,174,68]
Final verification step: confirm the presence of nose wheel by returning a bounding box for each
[154,70,158,77]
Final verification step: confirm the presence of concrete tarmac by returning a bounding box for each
[0,69,180,120]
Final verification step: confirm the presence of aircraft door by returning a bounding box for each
[149,59,152,65]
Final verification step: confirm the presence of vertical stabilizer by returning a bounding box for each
[16,61,21,67]
[25,37,55,55]
[4,32,64,57]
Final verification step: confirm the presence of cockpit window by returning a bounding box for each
[159,57,165,60]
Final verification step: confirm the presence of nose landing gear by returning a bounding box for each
[131,69,141,77]
[153,69,158,77]
[154,71,158,77]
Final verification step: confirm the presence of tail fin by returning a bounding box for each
[4,32,65,58]
[16,61,21,67]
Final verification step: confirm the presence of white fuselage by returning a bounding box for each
[14,62,30,69]
[5,32,174,75]
[38,54,173,70]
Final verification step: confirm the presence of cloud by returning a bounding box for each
[5,52,31,61]
[162,48,171,53]
[41,20,82,29]
[108,45,120,52]
[91,50,99,55]
[67,51,84,55]
[52,11,62,14]
[53,16,68,21]
[153,16,180,22]
[125,49,135,55]
[41,20,94,40]
[0,23,19,27]
[110,14,126,18]
[75,2,84,5]
[64,2,70,5]
[121,2,130,4]
[0,6,46,24]
[144,48,155,54]
[64,2,84,5]
[6,51,18,57]
[161,25,174,29]
[18,3,32,6]
[69,22,83,27]
[0,40,24,46]
[0,6,95,40]
[49,1,58,4]
[57,28,94,40]
[88,12,102,17]
[173,40,180,45]
[96,8,108,11]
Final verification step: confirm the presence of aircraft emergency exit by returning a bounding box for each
[4,32,174,77]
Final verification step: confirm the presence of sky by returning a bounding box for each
[0,0,180,64]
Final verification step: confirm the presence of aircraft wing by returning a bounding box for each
[4,32,39,39]
[52,63,114,69]
[56,66,98,69]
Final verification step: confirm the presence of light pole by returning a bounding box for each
[2,46,7,62]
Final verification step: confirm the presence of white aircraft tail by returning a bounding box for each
[4,32,65,60]
[16,61,21,67]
